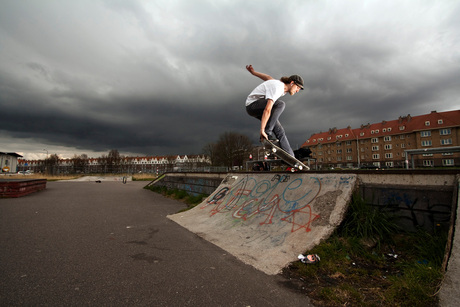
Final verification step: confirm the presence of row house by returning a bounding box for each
[18,154,211,174]
[303,110,460,169]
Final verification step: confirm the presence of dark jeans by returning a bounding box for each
[246,98,294,157]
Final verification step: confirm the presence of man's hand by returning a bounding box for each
[245,64,273,81]
[246,64,255,75]
[260,131,268,142]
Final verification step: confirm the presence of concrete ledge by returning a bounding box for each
[0,179,47,198]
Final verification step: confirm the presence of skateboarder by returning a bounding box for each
[245,64,304,158]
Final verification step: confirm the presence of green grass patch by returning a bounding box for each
[144,185,208,211]
[283,193,447,306]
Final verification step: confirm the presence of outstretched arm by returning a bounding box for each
[246,65,274,81]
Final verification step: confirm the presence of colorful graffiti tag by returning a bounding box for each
[201,174,323,233]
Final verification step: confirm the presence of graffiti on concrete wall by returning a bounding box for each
[201,174,352,233]
[380,189,452,231]
[359,185,454,232]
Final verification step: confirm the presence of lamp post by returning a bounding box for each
[43,149,48,159]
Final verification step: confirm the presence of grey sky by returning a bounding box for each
[1,0,459,159]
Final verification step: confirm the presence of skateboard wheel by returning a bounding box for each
[272,148,277,153]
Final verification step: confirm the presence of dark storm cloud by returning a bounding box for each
[1,0,459,159]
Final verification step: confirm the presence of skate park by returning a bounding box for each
[1,169,459,305]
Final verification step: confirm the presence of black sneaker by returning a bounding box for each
[294,147,312,160]
[265,132,279,143]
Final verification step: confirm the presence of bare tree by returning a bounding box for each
[202,143,218,166]
[72,154,88,173]
[44,153,60,175]
[212,132,253,168]
[100,149,122,173]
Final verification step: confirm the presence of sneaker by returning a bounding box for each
[294,147,312,160]
[265,132,279,143]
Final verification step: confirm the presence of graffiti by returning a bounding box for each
[202,175,324,234]
[373,188,453,231]
[271,174,290,182]
[206,187,229,204]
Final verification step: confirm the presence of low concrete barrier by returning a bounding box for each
[0,179,47,198]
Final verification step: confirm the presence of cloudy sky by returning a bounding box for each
[1,0,459,160]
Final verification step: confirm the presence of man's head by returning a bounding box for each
[289,75,304,90]
[281,75,304,95]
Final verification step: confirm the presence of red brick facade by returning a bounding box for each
[303,110,460,169]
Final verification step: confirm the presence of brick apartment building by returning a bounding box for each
[303,110,460,169]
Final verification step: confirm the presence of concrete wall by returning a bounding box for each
[150,172,228,196]
[358,172,458,232]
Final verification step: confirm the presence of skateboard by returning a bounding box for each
[261,139,310,171]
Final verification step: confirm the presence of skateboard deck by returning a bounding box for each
[262,139,310,171]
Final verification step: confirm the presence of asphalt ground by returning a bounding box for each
[0,181,313,306]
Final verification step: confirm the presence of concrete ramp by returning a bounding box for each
[168,173,357,275]
[62,176,132,182]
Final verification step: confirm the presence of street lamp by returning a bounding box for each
[43,149,48,159]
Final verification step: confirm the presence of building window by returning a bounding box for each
[421,140,432,147]
[372,146,379,151]
[385,162,394,167]
[421,131,431,137]
[347,156,353,161]
[373,154,380,159]
[423,160,434,167]
[384,144,392,150]
[441,138,452,145]
[337,149,342,154]
[400,135,405,139]
[371,138,379,143]
[438,119,443,124]
[443,159,454,166]
[384,136,392,141]
[346,148,352,153]
[440,128,451,135]
[425,121,430,126]
[399,126,405,130]
[385,153,393,159]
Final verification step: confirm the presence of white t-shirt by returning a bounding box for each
[245,80,286,106]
